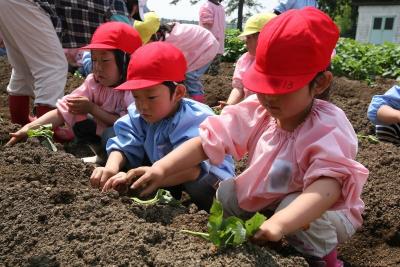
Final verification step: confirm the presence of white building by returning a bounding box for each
[354,0,400,44]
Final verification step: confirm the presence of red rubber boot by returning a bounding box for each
[8,95,32,125]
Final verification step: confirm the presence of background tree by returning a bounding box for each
[318,0,357,37]
[169,0,263,30]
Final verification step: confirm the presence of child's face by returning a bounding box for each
[245,33,259,56]
[132,84,181,124]
[257,84,315,131]
[91,50,120,87]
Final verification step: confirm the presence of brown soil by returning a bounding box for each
[0,58,399,266]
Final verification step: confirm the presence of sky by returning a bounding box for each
[146,0,279,21]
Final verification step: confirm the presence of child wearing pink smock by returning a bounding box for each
[127,8,368,267]
[7,22,142,164]
[221,13,276,106]
[134,14,219,103]
[199,0,225,75]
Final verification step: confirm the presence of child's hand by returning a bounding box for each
[66,96,94,114]
[130,166,164,197]
[102,171,134,193]
[90,166,118,189]
[252,220,284,242]
[6,126,30,146]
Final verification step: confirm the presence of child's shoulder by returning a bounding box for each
[181,98,214,116]
[310,100,353,132]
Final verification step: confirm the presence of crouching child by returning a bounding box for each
[90,42,235,211]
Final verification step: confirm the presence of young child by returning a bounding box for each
[367,84,400,144]
[123,8,368,266]
[134,12,219,103]
[6,22,142,163]
[219,12,276,107]
[199,0,225,76]
[90,42,234,211]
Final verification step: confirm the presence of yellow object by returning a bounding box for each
[238,13,277,38]
[134,11,161,44]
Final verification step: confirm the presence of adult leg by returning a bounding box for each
[0,0,67,120]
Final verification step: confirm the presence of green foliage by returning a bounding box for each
[211,106,222,115]
[131,189,181,206]
[181,199,266,248]
[332,38,400,83]
[27,124,57,152]
[334,3,352,34]
[357,134,379,144]
[222,29,246,62]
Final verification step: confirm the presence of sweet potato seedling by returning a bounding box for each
[27,124,57,152]
[182,199,266,248]
[131,188,181,206]
[357,134,379,144]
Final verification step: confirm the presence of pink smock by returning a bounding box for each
[199,1,225,54]
[232,52,255,99]
[165,23,219,72]
[56,74,134,135]
[199,95,369,229]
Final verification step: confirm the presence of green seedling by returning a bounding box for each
[181,199,266,248]
[211,106,222,115]
[357,134,379,144]
[131,188,181,206]
[27,124,57,152]
[73,70,83,79]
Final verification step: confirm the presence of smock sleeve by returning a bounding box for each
[106,105,146,168]
[199,5,214,26]
[199,95,268,165]
[295,102,368,212]
[56,75,95,128]
[367,85,400,125]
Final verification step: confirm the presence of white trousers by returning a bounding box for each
[0,0,67,106]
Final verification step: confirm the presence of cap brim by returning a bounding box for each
[238,30,258,38]
[80,44,117,50]
[115,79,163,90]
[242,64,317,95]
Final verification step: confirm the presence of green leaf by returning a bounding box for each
[208,200,224,230]
[245,212,267,237]
[27,124,57,151]
[222,217,246,246]
[181,199,267,249]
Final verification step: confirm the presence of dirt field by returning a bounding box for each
[0,57,399,266]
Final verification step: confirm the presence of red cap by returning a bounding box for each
[81,22,142,54]
[115,42,187,90]
[243,7,339,95]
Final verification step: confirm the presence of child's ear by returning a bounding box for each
[174,84,186,101]
[312,71,333,96]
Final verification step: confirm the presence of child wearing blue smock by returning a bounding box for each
[367,85,400,144]
[90,42,234,211]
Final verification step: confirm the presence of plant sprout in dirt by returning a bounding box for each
[182,199,266,248]
[27,124,57,152]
